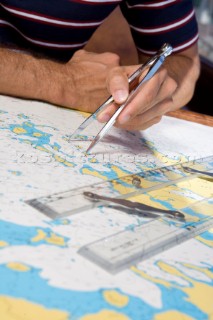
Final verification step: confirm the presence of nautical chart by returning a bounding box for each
[0,94,213,320]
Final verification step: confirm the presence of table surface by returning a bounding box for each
[167,109,213,127]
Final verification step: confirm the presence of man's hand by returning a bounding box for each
[56,49,125,113]
[0,44,200,133]
[97,63,178,130]
[97,44,200,131]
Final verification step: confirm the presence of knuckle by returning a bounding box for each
[110,67,124,80]
[103,52,120,64]
[72,49,85,58]
[109,66,119,75]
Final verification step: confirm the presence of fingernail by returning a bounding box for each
[98,113,111,122]
[114,90,128,103]
[119,114,130,124]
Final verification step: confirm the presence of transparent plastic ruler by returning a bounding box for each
[79,198,213,274]
[26,155,213,219]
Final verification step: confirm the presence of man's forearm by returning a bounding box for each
[0,48,122,112]
[0,48,71,105]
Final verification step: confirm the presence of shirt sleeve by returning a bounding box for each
[120,0,199,54]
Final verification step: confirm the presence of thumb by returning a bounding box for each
[97,67,129,123]
[107,66,129,104]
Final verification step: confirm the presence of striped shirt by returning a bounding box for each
[0,0,199,62]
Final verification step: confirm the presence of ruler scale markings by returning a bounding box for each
[25,156,213,273]
[26,156,213,218]
[79,216,213,273]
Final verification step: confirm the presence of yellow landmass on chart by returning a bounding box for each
[111,165,166,195]
[190,201,213,216]
[82,164,135,181]
[103,290,129,308]
[46,233,67,246]
[31,229,67,247]
[0,240,8,247]
[154,310,194,320]
[182,263,213,280]
[131,261,213,318]
[12,127,27,134]
[177,178,213,199]
[111,165,132,179]
[89,158,98,163]
[81,168,109,181]
[33,132,43,137]
[158,261,213,317]
[31,229,46,242]
[53,155,74,167]
[12,122,75,167]
[53,145,60,151]
[24,122,33,127]
[7,262,30,272]
[81,165,156,196]
[82,160,213,225]
[36,146,51,153]
[144,140,188,165]
[129,177,212,213]
[54,155,67,163]
[0,296,69,320]
[81,158,212,212]
[80,310,129,320]
[130,266,171,289]
[129,186,192,212]
[196,235,213,247]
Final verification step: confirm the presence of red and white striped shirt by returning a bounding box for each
[0,0,199,61]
